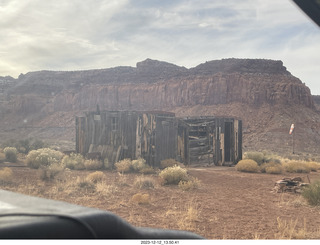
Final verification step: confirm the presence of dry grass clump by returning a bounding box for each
[61,153,85,170]
[4,147,18,163]
[283,161,311,173]
[178,177,201,191]
[0,167,13,183]
[131,193,150,205]
[274,217,307,239]
[160,159,183,169]
[86,171,105,183]
[27,148,64,169]
[76,177,96,193]
[165,201,200,231]
[159,165,188,185]
[305,162,320,172]
[260,162,283,174]
[84,159,103,170]
[115,158,132,173]
[235,159,259,173]
[134,176,155,189]
[96,182,118,196]
[39,163,64,181]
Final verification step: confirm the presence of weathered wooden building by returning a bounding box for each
[76,110,242,167]
[177,117,242,166]
[76,110,177,167]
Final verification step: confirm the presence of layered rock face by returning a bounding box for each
[8,58,313,112]
[1,58,319,155]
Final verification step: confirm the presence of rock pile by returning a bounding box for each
[274,177,310,193]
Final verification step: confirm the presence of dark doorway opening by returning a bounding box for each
[224,122,233,162]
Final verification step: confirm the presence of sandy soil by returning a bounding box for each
[1,162,320,239]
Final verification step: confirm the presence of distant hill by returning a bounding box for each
[0,58,319,157]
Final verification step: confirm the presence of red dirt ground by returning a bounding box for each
[1,163,320,239]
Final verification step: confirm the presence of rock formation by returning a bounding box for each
[0,58,319,157]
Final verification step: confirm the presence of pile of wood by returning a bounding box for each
[274,177,310,193]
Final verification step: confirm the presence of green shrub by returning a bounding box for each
[235,159,259,173]
[4,147,18,163]
[159,165,188,185]
[260,162,283,174]
[86,171,105,183]
[61,153,85,170]
[0,167,13,183]
[244,152,264,165]
[283,161,311,173]
[302,181,320,206]
[178,177,201,191]
[115,159,132,173]
[26,148,64,169]
[84,159,103,170]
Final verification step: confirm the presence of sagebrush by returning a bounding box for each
[0,167,13,183]
[159,165,188,185]
[236,159,259,173]
[61,153,85,170]
[4,147,18,163]
[27,148,64,169]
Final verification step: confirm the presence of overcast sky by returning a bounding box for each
[1,0,320,94]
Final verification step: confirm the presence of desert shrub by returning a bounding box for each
[260,162,283,174]
[178,177,201,191]
[131,193,150,204]
[86,171,105,183]
[283,161,311,173]
[84,159,103,170]
[131,158,147,172]
[115,159,132,173]
[0,167,13,183]
[235,159,259,173]
[159,165,188,185]
[4,147,18,163]
[305,162,320,172]
[265,165,284,174]
[244,152,264,165]
[61,153,85,170]
[39,163,64,181]
[2,138,48,154]
[26,148,64,169]
[302,181,320,206]
[134,176,155,189]
[160,159,183,169]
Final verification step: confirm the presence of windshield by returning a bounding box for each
[1,0,320,240]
